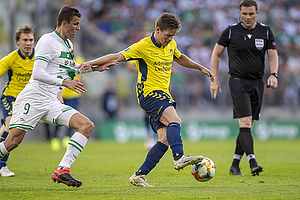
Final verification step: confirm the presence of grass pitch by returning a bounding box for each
[0,139,299,200]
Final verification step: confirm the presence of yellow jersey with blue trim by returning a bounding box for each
[120,33,181,99]
[0,49,34,98]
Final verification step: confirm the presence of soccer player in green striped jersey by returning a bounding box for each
[0,6,115,187]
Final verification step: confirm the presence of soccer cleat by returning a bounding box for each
[52,168,82,187]
[129,173,153,187]
[174,155,204,171]
[229,165,244,176]
[251,165,263,176]
[0,166,15,177]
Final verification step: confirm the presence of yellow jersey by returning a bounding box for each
[0,49,34,98]
[120,33,181,99]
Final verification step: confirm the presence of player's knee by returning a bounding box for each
[239,117,252,127]
[81,120,94,135]
[173,117,182,125]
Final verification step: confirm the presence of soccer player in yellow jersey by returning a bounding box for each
[0,24,35,177]
[81,12,214,187]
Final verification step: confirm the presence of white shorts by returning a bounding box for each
[9,83,79,131]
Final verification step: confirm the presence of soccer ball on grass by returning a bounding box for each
[191,157,215,182]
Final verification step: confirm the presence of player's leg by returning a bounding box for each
[61,98,79,149]
[144,113,156,149]
[229,78,264,176]
[0,117,15,177]
[0,128,27,166]
[129,126,168,187]
[159,106,203,170]
[229,133,244,176]
[0,95,15,177]
[229,77,250,175]
[51,110,93,187]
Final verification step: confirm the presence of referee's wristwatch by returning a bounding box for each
[270,73,278,79]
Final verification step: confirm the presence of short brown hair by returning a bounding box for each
[57,5,81,27]
[239,0,258,11]
[15,24,34,43]
[155,12,181,33]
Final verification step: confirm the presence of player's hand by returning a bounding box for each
[92,62,118,72]
[200,66,215,82]
[78,62,93,71]
[267,75,278,89]
[210,81,222,99]
[62,79,87,94]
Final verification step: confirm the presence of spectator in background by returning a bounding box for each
[102,82,118,120]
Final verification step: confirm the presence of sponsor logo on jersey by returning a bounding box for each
[154,61,172,72]
[255,39,264,50]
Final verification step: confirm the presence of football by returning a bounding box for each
[191,157,215,182]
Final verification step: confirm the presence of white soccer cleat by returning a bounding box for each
[174,155,204,171]
[129,173,153,187]
[0,166,15,177]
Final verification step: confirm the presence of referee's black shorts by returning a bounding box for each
[228,76,264,120]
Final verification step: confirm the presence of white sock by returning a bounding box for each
[233,154,243,160]
[58,132,88,169]
[0,142,9,159]
[247,154,255,161]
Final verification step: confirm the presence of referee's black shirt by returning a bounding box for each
[218,22,276,79]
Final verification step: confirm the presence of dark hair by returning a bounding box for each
[57,5,81,27]
[15,24,34,42]
[155,12,181,33]
[239,0,258,11]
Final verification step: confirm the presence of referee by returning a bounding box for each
[210,0,278,176]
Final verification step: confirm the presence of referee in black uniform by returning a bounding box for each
[210,0,278,176]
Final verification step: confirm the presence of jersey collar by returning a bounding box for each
[150,32,161,48]
[17,48,35,60]
[54,30,71,48]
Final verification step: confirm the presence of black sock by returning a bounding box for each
[238,128,254,156]
[249,159,258,168]
[232,159,240,166]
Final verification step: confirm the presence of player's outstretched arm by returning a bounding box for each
[174,54,214,82]
[79,53,125,71]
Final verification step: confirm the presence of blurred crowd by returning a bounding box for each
[76,0,300,111]
[4,0,300,111]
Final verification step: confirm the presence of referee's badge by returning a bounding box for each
[255,39,264,50]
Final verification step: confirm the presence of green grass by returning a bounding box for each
[1,140,300,200]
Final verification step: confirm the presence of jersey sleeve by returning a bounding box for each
[266,27,276,50]
[0,53,13,77]
[32,36,63,86]
[217,26,231,47]
[119,42,143,61]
